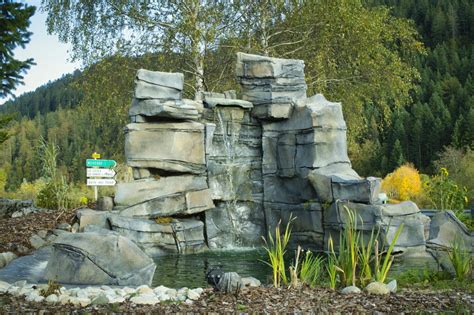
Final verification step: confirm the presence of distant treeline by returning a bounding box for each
[0,0,473,193]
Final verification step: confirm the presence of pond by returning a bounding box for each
[152,249,272,288]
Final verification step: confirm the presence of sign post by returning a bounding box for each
[86,152,116,201]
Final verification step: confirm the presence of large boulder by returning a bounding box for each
[134,69,183,100]
[124,122,206,174]
[109,215,206,256]
[44,232,156,286]
[427,211,472,250]
[114,176,214,218]
[129,99,199,121]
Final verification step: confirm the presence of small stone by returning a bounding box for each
[387,280,397,293]
[56,223,71,231]
[59,295,71,305]
[187,289,200,300]
[153,285,168,296]
[107,295,125,304]
[71,223,80,233]
[13,280,27,288]
[70,297,91,307]
[130,294,159,305]
[26,293,44,303]
[365,282,390,295]
[0,252,17,268]
[0,280,10,293]
[45,294,59,303]
[341,286,362,294]
[37,230,48,239]
[157,294,170,301]
[241,277,261,287]
[29,234,46,249]
[185,298,193,305]
[76,290,90,299]
[96,196,114,211]
[137,285,153,294]
[91,293,110,305]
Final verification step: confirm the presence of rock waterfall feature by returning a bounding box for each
[95,53,470,266]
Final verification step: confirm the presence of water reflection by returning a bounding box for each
[152,249,271,288]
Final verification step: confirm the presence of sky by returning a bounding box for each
[1,0,81,104]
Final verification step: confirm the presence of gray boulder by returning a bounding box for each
[109,215,206,256]
[115,176,214,218]
[129,98,199,120]
[428,211,472,250]
[134,69,183,100]
[44,232,156,286]
[76,208,111,231]
[0,252,17,268]
[124,122,206,174]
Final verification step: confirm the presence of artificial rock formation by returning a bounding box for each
[99,53,471,269]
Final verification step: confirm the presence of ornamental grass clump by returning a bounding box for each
[326,207,404,288]
[262,215,295,288]
[448,237,472,281]
[374,223,404,283]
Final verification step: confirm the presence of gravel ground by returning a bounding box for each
[0,286,472,314]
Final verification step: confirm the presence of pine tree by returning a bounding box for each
[0,1,36,98]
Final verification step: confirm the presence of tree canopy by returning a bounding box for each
[0,0,35,98]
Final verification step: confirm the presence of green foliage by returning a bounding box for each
[434,147,474,208]
[262,215,295,288]
[374,224,404,283]
[332,207,360,287]
[298,249,324,288]
[448,238,472,281]
[0,1,36,97]
[36,138,71,210]
[326,207,404,288]
[40,280,62,298]
[423,167,469,214]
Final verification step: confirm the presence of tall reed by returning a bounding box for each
[262,215,295,288]
[374,223,404,283]
[448,237,472,281]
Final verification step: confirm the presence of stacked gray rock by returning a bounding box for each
[113,69,214,255]
[200,92,265,248]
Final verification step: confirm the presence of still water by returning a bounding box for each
[152,249,272,288]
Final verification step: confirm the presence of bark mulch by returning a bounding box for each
[0,208,76,256]
[0,287,472,314]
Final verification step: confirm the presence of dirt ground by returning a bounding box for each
[0,286,472,314]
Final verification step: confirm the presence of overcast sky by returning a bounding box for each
[1,0,81,104]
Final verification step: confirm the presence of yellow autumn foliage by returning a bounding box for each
[382,164,422,201]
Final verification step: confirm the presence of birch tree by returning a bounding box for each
[41,0,240,99]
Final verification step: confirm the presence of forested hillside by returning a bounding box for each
[0,0,472,199]
[364,0,474,176]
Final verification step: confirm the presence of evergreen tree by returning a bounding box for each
[0,0,35,98]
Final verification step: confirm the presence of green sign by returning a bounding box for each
[86,159,117,168]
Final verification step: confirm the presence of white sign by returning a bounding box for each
[87,168,116,178]
[87,179,116,186]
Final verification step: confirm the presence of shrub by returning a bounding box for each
[382,164,422,202]
[423,167,468,214]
